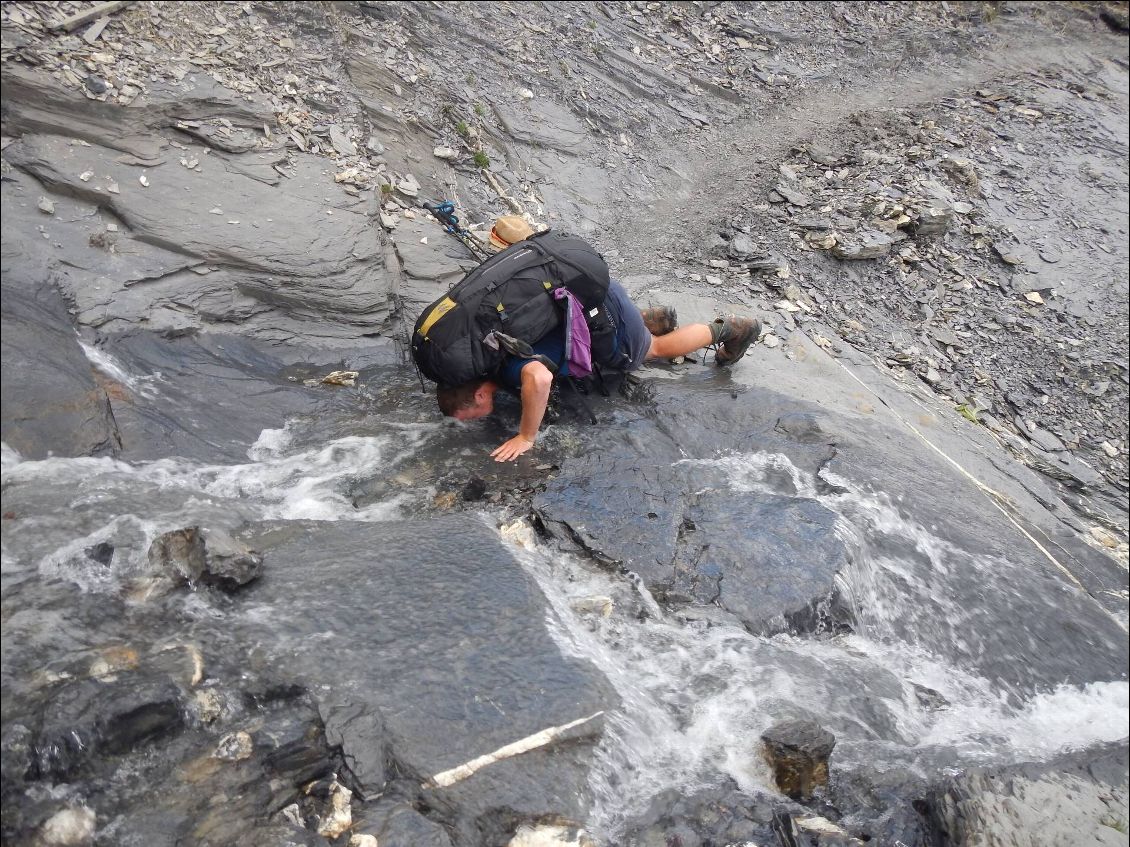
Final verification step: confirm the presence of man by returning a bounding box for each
[439,217,761,461]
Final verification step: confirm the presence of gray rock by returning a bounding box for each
[1028,426,1067,453]
[200,528,263,590]
[214,731,254,762]
[494,98,587,154]
[728,233,759,259]
[148,527,262,590]
[329,125,357,156]
[366,803,453,847]
[912,200,952,238]
[832,231,893,260]
[320,702,387,799]
[930,742,1128,847]
[772,182,811,207]
[35,671,186,779]
[535,429,848,636]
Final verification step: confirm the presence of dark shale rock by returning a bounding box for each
[0,277,120,459]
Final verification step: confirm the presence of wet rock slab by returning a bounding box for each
[237,516,616,820]
[0,277,119,459]
[534,384,849,636]
[930,741,1130,846]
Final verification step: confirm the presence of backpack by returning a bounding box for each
[411,230,621,386]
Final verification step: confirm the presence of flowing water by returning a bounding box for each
[2,348,1127,842]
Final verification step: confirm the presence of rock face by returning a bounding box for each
[930,742,1130,847]
[1,68,395,347]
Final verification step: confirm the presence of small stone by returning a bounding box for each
[366,137,385,154]
[519,88,535,99]
[728,233,759,258]
[1024,291,1044,304]
[1039,248,1061,264]
[570,596,613,617]
[348,836,378,847]
[1100,441,1119,458]
[433,146,458,160]
[79,171,94,182]
[923,367,942,385]
[761,720,836,801]
[378,212,397,231]
[805,230,837,250]
[329,125,357,157]
[193,689,224,723]
[705,274,723,286]
[708,259,730,268]
[214,731,253,762]
[397,174,420,197]
[453,476,486,504]
[832,230,893,260]
[38,806,96,846]
[85,75,109,95]
[278,36,295,49]
[761,333,780,348]
[316,780,353,839]
[209,207,223,215]
[508,822,595,847]
[38,197,55,214]
[994,243,1024,266]
[107,182,119,194]
[138,175,149,187]
[913,200,952,238]
[773,182,811,207]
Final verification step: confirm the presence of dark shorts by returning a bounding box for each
[605,280,650,372]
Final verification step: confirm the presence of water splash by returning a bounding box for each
[78,340,163,399]
[502,450,1130,837]
[1,424,438,591]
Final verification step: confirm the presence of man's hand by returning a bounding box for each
[491,434,535,462]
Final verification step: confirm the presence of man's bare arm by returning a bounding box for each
[491,360,553,462]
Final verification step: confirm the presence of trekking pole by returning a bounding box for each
[423,200,492,263]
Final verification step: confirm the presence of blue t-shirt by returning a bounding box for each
[498,331,567,391]
[496,280,649,391]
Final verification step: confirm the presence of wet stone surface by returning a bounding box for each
[2,1,1128,846]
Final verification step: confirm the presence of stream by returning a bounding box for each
[2,349,1126,844]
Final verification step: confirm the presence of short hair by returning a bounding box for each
[436,381,485,416]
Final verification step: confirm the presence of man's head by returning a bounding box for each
[437,380,496,420]
[489,215,535,251]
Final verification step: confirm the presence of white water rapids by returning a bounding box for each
[2,389,1127,838]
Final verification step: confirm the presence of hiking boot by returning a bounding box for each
[711,315,762,366]
[639,305,678,336]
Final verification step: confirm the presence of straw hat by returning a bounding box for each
[489,215,534,249]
